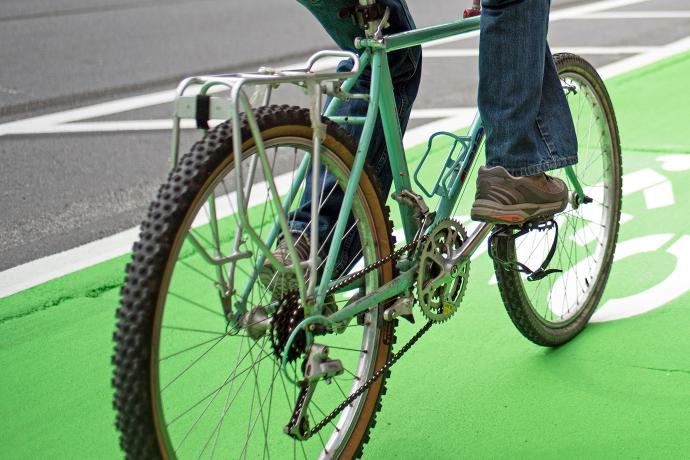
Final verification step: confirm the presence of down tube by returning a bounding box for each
[435,113,485,221]
[314,51,383,310]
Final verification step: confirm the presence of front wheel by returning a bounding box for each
[112,106,397,459]
[491,53,622,346]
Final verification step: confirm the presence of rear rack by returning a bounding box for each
[169,50,363,311]
[170,50,362,166]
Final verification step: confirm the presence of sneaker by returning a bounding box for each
[470,166,569,225]
[258,232,311,299]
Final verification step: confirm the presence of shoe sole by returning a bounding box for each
[470,200,567,225]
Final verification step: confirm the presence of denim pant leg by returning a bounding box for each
[292,0,422,276]
[478,0,578,176]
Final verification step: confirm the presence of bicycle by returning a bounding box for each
[112,2,621,458]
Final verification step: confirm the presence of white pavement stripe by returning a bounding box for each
[422,0,652,48]
[0,59,341,137]
[0,114,474,299]
[409,108,477,120]
[6,1,690,299]
[0,108,478,135]
[548,0,650,20]
[597,35,690,79]
[0,89,177,136]
[580,11,690,19]
[403,111,478,149]
[423,46,657,58]
[0,0,655,138]
[0,227,141,300]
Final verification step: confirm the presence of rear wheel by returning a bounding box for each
[491,53,622,346]
[112,106,396,459]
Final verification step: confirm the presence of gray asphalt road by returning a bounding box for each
[1,0,689,271]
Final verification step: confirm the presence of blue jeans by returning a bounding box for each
[294,0,422,275]
[293,0,576,274]
[479,0,578,175]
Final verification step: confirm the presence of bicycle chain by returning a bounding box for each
[286,234,434,439]
[326,235,425,294]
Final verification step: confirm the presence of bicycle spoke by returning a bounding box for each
[140,129,388,459]
[168,291,225,318]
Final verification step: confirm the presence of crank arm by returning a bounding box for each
[447,222,494,267]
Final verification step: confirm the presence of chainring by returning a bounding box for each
[417,219,470,322]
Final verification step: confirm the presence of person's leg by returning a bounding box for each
[479,0,576,174]
[284,0,422,276]
[472,0,577,224]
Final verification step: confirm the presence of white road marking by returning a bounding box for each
[0,227,141,300]
[657,154,690,172]
[0,115,474,299]
[0,59,340,137]
[591,235,690,322]
[0,108,478,135]
[0,0,656,138]
[0,89,177,136]
[422,0,652,48]
[644,182,675,209]
[3,0,689,299]
[621,168,668,195]
[580,11,690,19]
[423,46,657,58]
[598,35,690,79]
[620,167,676,211]
[548,0,651,20]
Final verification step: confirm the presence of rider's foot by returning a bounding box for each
[258,232,311,298]
[470,165,569,225]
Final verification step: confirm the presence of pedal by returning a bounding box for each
[489,218,562,281]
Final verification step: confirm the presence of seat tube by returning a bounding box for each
[315,50,383,309]
[378,51,417,242]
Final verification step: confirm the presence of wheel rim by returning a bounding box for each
[512,69,618,328]
[149,136,387,458]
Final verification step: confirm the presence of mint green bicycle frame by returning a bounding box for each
[230,14,585,378]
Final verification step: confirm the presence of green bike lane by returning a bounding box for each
[2,52,690,458]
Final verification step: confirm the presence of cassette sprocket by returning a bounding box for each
[417,219,470,322]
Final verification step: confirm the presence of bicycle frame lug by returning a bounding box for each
[383,297,414,321]
[219,290,234,321]
[396,257,413,272]
[324,80,370,103]
[392,190,432,236]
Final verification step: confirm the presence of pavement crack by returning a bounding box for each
[0,281,122,326]
[631,365,690,376]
